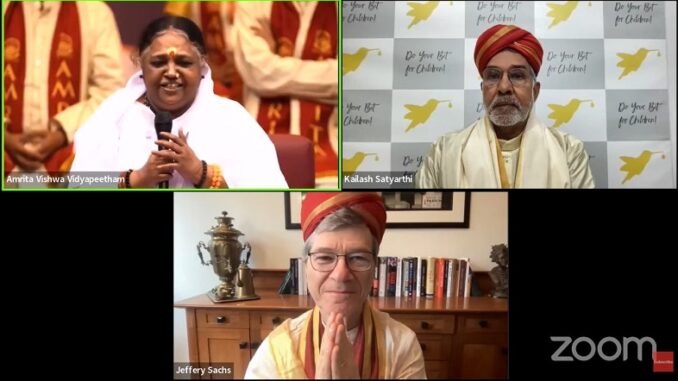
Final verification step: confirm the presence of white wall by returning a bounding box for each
[173,191,508,362]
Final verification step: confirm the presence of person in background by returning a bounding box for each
[234,1,338,187]
[245,192,426,379]
[3,1,124,187]
[415,24,594,188]
[164,1,243,103]
[69,16,287,189]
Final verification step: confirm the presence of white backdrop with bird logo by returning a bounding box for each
[341,1,676,188]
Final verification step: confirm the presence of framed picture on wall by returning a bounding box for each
[382,192,470,228]
[284,192,304,229]
[284,192,471,229]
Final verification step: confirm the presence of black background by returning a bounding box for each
[4,192,173,378]
[510,190,676,380]
[3,190,676,380]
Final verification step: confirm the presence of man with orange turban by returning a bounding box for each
[245,192,426,379]
[416,24,594,188]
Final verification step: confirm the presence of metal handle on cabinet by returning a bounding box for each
[239,342,249,349]
[216,316,228,324]
[478,320,489,328]
[251,342,261,349]
[420,321,430,330]
[272,316,282,325]
[420,343,427,351]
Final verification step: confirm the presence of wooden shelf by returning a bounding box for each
[175,290,507,314]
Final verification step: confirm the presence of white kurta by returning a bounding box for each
[233,2,338,186]
[498,134,523,188]
[415,112,595,188]
[245,309,427,379]
[69,69,288,188]
[2,1,124,142]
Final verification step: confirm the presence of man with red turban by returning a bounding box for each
[245,192,426,379]
[416,24,594,188]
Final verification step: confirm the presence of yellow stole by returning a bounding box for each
[268,303,386,379]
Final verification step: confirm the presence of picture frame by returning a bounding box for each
[284,192,471,229]
[382,192,470,228]
[284,192,303,229]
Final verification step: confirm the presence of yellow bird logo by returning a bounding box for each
[405,1,453,29]
[343,48,382,76]
[343,152,379,176]
[546,98,594,128]
[404,99,452,132]
[545,1,591,29]
[616,48,661,80]
[619,150,665,184]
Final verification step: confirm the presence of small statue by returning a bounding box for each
[489,244,508,298]
[242,242,252,265]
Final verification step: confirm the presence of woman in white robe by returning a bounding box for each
[70,16,287,189]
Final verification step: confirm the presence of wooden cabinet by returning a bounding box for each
[191,310,251,379]
[452,315,508,379]
[249,311,298,356]
[389,313,456,378]
[176,291,508,379]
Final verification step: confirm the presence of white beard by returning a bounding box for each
[486,93,533,128]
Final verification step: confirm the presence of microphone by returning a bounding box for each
[154,111,173,189]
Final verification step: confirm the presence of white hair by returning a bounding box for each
[302,207,380,258]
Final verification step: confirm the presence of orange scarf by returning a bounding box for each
[256,2,337,179]
[4,2,80,176]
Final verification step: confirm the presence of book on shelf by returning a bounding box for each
[387,257,397,297]
[425,257,435,298]
[371,264,379,297]
[278,268,293,294]
[457,259,467,298]
[378,257,387,297]
[291,257,298,295]
[400,258,407,297]
[396,257,403,297]
[434,258,445,298]
[419,258,426,297]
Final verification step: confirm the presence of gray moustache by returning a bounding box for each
[491,98,519,109]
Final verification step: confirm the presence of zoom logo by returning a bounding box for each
[550,336,656,362]
[550,336,674,372]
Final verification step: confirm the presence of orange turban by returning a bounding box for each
[301,192,386,243]
[474,24,543,76]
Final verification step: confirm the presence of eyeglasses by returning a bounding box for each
[482,67,533,88]
[307,252,375,272]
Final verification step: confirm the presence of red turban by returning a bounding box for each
[474,24,543,76]
[300,192,386,243]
